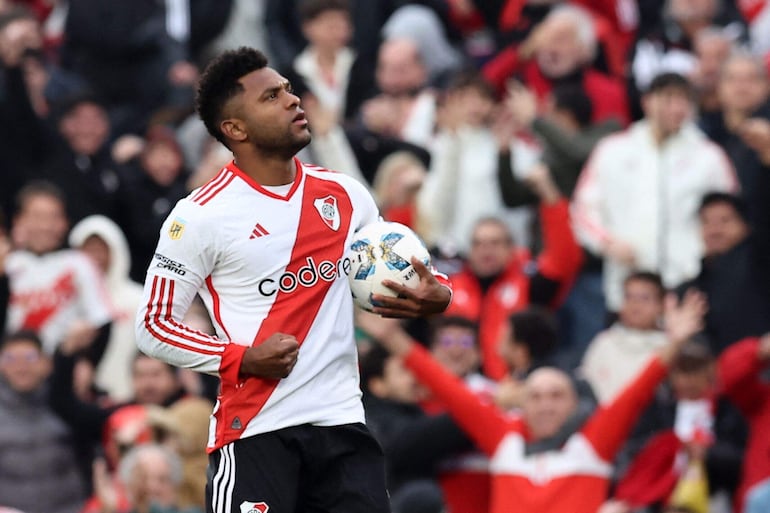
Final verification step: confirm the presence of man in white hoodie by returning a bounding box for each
[69,215,144,401]
[573,72,738,312]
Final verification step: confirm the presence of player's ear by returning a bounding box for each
[221,118,248,144]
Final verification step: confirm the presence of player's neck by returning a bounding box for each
[233,152,297,186]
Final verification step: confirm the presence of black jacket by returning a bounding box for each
[116,162,189,282]
[362,392,473,492]
[677,159,770,355]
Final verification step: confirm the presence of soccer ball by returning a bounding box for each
[347,221,431,311]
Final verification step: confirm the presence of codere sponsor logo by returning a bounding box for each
[258,256,351,296]
[154,253,187,276]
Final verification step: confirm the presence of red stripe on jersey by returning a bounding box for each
[212,174,353,450]
[205,276,233,341]
[226,158,303,201]
[160,278,226,350]
[144,276,224,355]
[198,172,235,205]
[192,168,229,202]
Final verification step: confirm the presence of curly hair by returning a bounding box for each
[195,47,269,147]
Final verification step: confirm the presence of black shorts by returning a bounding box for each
[205,423,390,513]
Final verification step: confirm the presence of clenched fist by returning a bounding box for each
[240,333,300,379]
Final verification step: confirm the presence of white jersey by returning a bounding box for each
[6,249,113,353]
[135,159,380,451]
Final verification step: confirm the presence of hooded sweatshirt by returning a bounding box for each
[69,215,144,401]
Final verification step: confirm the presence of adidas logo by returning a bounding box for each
[249,223,270,239]
[231,416,242,430]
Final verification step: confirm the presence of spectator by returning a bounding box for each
[494,307,561,412]
[482,4,629,125]
[284,0,368,120]
[700,51,770,226]
[611,342,746,512]
[356,289,707,513]
[68,215,144,402]
[360,343,467,512]
[424,316,495,513]
[284,0,374,184]
[0,6,45,222]
[476,0,637,77]
[498,307,560,383]
[264,0,392,74]
[0,331,86,513]
[718,335,770,513]
[498,82,621,206]
[87,443,201,513]
[581,272,668,404]
[629,0,746,117]
[572,72,738,312]
[49,333,187,487]
[345,36,435,180]
[689,27,734,114]
[677,192,770,355]
[381,4,463,88]
[371,151,427,229]
[417,70,540,255]
[0,8,124,225]
[115,125,190,283]
[495,307,596,434]
[443,163,582,380]
[148,397,213,510]
[5,181,113,355]
[496,81,621,362]
[59,0,232,134]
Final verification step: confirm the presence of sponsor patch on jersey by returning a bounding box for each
[313,195,340,231]
[240,501,269,513]
[168,217,186,240]
[154,253,187,276]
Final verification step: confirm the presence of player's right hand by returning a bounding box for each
[241,333,299,379]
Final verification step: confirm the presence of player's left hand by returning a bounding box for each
[372,258,451,318]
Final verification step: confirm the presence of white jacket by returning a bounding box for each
[572,120,738,310]
[417,126,540,254]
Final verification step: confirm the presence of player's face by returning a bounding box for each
[229,68,311,158]
[14,194,68,254]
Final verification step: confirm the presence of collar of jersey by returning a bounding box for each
[225,157,303,201]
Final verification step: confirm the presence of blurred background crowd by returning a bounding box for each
[0,0,769,512]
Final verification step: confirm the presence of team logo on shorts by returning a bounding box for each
[168,217,186,240]
[240,501,269,513]
[313,195,340,231]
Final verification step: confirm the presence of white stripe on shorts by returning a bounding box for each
[212,444,236,513]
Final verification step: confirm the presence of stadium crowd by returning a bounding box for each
[0,0,769,512]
